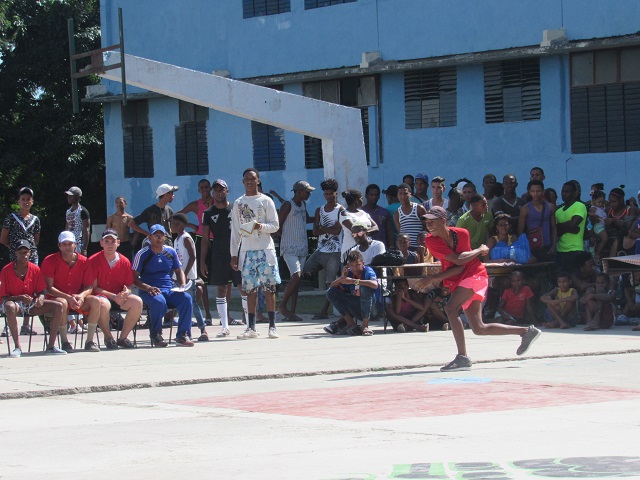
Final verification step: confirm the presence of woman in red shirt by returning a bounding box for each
[417,206,540,372]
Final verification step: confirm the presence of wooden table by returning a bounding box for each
[602,255,640,274]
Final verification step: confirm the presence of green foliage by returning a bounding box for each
[0,0,105,260]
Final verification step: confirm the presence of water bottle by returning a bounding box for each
[509,245,516,262]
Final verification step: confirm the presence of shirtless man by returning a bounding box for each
[106,196,134,260]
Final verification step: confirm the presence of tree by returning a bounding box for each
[0,0,104,263]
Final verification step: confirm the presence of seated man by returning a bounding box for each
[133,224,194,347]
[88,228,143,349]
[0,240,67,357]
[324,250,381,336]
[41,231,103,352]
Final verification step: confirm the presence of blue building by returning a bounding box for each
[94,0,640,215]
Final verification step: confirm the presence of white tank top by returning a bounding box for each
[174,232,197,280]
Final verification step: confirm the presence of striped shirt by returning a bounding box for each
[398,203,423,247]
[280,199,309,257]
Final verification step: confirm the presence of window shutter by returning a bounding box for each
[404,67,457,129]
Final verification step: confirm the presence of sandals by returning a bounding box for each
[283,314,304,322]
[583,326,599,331]
[311,314,329,320]
[632,325,640,331]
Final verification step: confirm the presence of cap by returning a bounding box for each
[101,228,119,240]
[65,186,82,197]
[212,179,228,189]
[58,231,76,244]
[456,181,468,190]
[14,239,32,251]
[422,206,448,220]
[171,213,188,225]
[292,180,315,192]
[149,224,167,236]
[382,185,398,196]
[351,221,369,229]
[415,173,429,183]
[19,187,34,197]
[156,184,179,198]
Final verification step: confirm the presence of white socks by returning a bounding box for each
[241,296,248,323]
[216,297,228,329]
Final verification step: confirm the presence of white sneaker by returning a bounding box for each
[268,327,279,339]
[10,347,22,358]
[237,328,259,340]
[216,327,230,338]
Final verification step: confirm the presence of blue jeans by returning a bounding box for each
[140,289,193,338]
[187,282,204,329]
[326,286,378,321]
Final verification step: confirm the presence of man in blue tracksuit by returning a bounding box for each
[133,224,194,347]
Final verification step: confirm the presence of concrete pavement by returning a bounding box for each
[1,313,639,399]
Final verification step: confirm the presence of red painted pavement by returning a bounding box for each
[172,380,640,422]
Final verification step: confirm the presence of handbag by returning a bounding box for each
[370,249,404,266]
[526,202,545,251]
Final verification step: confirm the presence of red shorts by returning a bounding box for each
[457,274,489,310]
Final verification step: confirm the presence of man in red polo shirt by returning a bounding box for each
[87,229,142,348]
[0,240,67,357]
[41,231,104,352]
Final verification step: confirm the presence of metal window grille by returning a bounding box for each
[123,126,154,178]
[251,122,286,171]
[404,67,457,129]
[484,58,541,124]
[304,0,357,10]
[243,0,290,18]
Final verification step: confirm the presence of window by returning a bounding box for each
[305,0,356,9]
[303,76,376,168]
[175,101,209,176]
[243,0,290,18]
[251,122,286,171]
[122,100,153,178]
[484,58,541,124]
[404,67,457,129]
[570,47,640,153]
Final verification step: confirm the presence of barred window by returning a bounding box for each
[175,101,209,176]
[243,0,290,18]
[122,100,153,178]
[252,122,286,171]
[305,0,356,9]
[404,67,457,129]
[570,48,640,153]
[484,58,541,123]
[303,76,376,168]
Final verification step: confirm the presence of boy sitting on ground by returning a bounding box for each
[540,272,579,329]
[496,271,536,325]
[581,273,616,331]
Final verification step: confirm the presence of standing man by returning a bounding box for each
[482,174,498,209]
[456,194,494,250]
[417,206,540,372]
[425,176,449,209]
[492,174,524,230]
[176,179,215,323]
[412,173,430,204]
[362,184,393,249]
[302,178,344,320]
[394,183,427,248]
[230,168,281,339]
[0,240,67,357]
[555,181,588,272]
[106,196,134,260]
[133,225,194,347]
[383,185,401,243]
[65,186,90,256]
[87,229,142,349]
[129,183,178,248]
[41,231,103,352]
[278,180,314,322]
[201,179,245,338]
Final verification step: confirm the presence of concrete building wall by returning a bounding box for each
[99,0,640,216]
